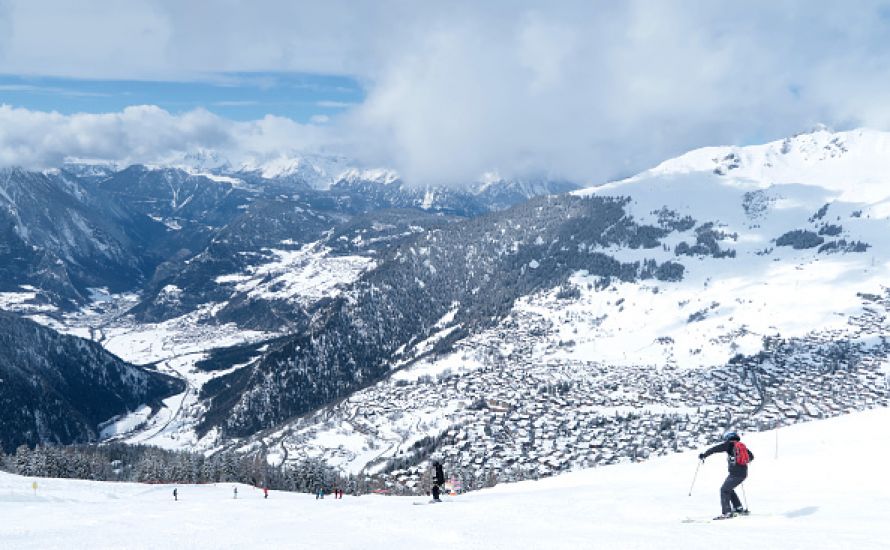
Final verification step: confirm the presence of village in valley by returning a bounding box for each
[257,281,890,494]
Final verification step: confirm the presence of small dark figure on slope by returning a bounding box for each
[431,460,446,502]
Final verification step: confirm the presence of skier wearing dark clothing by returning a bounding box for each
[699,431,754,519]
[173,488,178,501]
[431,461,446,502]
[434,461,445,487]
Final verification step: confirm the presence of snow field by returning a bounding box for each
[213,242,376,305]
[1,407,888,549]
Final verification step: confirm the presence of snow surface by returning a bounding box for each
[643,127,890,203]
[563,127,890,369]
[214,242,375,305]
[2,407,888,549]
[99,405,153,439]
[0,288,56,313]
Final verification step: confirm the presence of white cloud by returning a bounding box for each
[341,1,890,184]
[315,100,355,109]
[4,1,890,184]
[0,104,325,168]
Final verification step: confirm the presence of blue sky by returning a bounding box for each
[0,72,364,122]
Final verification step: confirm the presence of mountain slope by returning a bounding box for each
[230,127,890,480]
[0,168,161,306]
[646,127,890,202]
[199,193,683,437]
[0,310,184,452]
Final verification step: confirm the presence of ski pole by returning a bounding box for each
[741,483,748,510]
[688,460,703,496]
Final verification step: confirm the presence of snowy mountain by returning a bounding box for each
[0,167,163,306]
[646,126,890,202]
[2,127,889,489]
[0,158,571,318]
[472,172,579,211]
[1,407,888,549]
[227,127,890,481]
[0,156,577,452]
[233,152,355,190]
[0,310,183,453]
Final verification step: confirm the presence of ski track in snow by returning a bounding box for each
[1,408,888,549]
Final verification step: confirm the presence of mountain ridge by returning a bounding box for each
[2,127,888,489]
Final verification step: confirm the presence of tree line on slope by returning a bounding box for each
[0,443,344,493]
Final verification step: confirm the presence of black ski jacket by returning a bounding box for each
[702,441,754,476]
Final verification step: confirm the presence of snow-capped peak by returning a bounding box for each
[231,153,359,189]
[620,127,890,203]
[249,155,319,180]
[334,167,401,186]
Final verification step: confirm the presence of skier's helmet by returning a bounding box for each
[722,431,740,442]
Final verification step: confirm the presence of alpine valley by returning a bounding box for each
[2,128,889,491]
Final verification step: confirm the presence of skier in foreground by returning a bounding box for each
[699,431,754,519]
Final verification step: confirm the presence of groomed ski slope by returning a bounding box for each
[1,407,888,550]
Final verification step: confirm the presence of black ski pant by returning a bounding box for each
[720,473,746,514]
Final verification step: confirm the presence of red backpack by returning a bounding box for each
[733,441,751,466]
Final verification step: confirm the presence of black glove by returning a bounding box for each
[698,453,705,460]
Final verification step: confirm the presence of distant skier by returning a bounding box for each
[699,431,754,519]
[316,487,324,500]
[173,488,178,501]
[263,487,269,499]
[233,486,238,499]
[434,461,445,487]
[431,460,445,502]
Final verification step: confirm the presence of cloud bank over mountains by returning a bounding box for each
[3,1,890,184]
[0,104,330,169]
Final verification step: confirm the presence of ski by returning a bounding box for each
[681,517,737,524]
[682,512,765,524]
